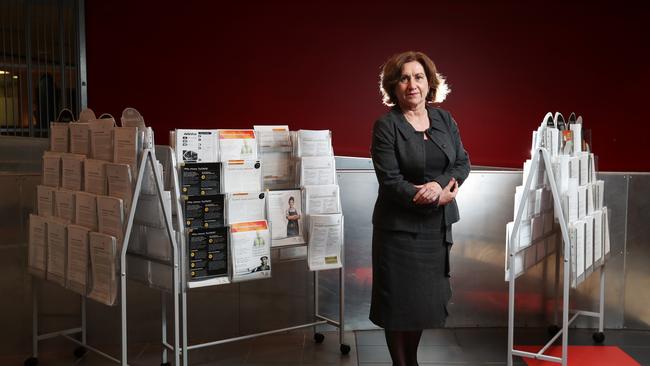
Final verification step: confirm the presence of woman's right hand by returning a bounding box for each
[413,181,443,205]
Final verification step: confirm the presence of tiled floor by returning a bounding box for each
[6,328,650,365]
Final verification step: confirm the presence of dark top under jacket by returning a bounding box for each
[371,105,471,242]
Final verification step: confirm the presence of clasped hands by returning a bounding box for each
[413,178,458,206]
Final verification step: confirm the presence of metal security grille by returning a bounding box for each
[0,0,84,137]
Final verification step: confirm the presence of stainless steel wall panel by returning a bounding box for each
[573,173,628,329]
[335,171,377,329]
[448,171,548,327]
[624,174,650,329]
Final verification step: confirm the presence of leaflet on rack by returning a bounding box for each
[28,214,48,278]
[253,125,291,152]
[230,220,271,282]
[574,219,586,285]
[175,129,219,163]
[221,160,262,193]
[296,130,333,157]
[70,122,90,155]
[307,213,343,271]
[37,185,56,217]
[89,118,115,161]
[300,156,336,186]
[84,159,107,195]
[585,215,594,275]
[106,163,133,214]
[183,195,225,230]
[266,189,306,247]
[46,217,68,287]
[304,185,341,214]
[259,151,294,190]
[97,196,125,251]
[188,227,229,282]
[88,232,118,306]
[75,192,98,231]
[226,192,266,225]
[55,189,75,222]
[593,210,603,266]
[50,122,69,152]
[42,152,61,187]
[66,224,90,295]
[113,126,139,176]
[181,162,221,196]
[61,153,84,191]
[218,129,257,161]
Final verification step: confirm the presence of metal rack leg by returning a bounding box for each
[561,255,570,366]
[161,293,168,365]
[120,270,128,365]
[32,281,38,359]
[182,289,188,366]
[338,266,344,346]
[173,265,180,366]
[598,266,605,333]
[314,270,319,333]
[507,267,515,366]
[81,296,87,346]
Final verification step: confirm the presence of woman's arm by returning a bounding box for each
[432,112,470,189]
[371,118,429,209]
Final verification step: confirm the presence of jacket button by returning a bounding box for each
[442,144,447,149]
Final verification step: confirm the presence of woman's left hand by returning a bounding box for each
[437,178,459,206]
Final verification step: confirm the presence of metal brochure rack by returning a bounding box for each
[26,147,181,366]
[507,147,606,366]
[173,162,349,366]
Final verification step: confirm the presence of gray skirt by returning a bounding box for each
[369,227,451,330]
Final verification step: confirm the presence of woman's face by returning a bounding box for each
[289,199,294,208]
[395,61,428,109]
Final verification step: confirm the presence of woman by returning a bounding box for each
[286,196,300,237]
[370,51,470,366]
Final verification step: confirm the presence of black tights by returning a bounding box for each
[384,329,423,366]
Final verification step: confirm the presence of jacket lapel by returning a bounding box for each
[391,108,417,141]
[426,107,454,163]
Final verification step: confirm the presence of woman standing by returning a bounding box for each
[286,196,301,237]
[370,51,470,366]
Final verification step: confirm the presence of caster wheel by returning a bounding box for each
[593,331,605,343]
[24,357,38,366]
[161,363,171,366]
[547,324,560,336]
[73,346,87,358]
[314,332,325,343]
[340,344,351,355]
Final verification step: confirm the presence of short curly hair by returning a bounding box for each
[379,51,450,106]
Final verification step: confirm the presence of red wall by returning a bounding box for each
[86,1,650,171]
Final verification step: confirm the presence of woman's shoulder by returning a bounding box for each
[427,105,452,120]
[374,107,401,129]
[427,106,458,129]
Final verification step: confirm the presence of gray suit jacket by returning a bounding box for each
[371,106,471,243]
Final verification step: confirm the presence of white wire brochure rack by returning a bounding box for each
[507,147,606,366]
[26,147,182,366]
[174,158,349,366]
